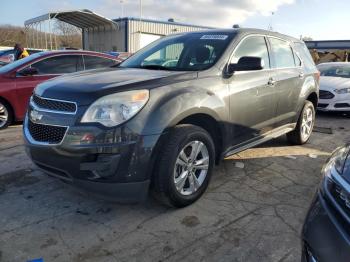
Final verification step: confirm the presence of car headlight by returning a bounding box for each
[81,90,149,127]
[334,88,350,94]
[332,146,350,174]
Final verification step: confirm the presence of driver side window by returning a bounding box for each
[231,36,270,69]
[22,55,79,75]
[142,43,184,68]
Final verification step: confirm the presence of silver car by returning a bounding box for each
[317,62,350,112]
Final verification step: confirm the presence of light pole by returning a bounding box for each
[268,12,274,31]
[139,0,143,49]
[120,0,125,17]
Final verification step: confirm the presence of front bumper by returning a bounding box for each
[318,93,350,112]
[23,115,161,203]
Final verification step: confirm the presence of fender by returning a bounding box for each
[127,82,229,136]
[294,75,319,122]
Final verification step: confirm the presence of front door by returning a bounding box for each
[228,35,277,145]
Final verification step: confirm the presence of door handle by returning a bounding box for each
[299,72,305,78]
[268,78,276,86]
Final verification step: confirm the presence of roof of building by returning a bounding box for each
[112,17,215,29]
[24,9,118,29]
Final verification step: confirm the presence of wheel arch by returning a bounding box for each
[176,113,224,164]
[306,92,318,109]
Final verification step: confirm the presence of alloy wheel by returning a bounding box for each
[0,102,8,128]
[174,140,209,196]
[301,107,314,141]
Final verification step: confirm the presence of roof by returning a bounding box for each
[24,9,118,29]
[35,50,117,59]
[113,17,214,29]
[305,40,350,50]
[160,27,302,43]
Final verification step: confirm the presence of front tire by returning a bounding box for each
[152,124,215,207]
[287,101,315,145]
[0,100,13,130]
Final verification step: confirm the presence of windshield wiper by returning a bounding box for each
[139,65,171,70]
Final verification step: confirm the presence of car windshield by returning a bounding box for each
[0,52,43,73]
[318,64,350,78]
[120,32,235,71]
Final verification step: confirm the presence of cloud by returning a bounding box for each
[97,0,295,27]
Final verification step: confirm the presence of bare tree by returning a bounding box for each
[0,25,26,47]
[54,21,82,49]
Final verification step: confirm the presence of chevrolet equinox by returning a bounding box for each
[24,29,319,207]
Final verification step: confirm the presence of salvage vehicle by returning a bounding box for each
[317,62,350,112]
[302,144,350,262]
[24,29,319,207]
[0,50,119,129]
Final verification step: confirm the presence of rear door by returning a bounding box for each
[228,35,276,145]
[268,37,303,127]
[15,55,80,117]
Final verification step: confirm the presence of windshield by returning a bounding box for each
[318,64,350,78]
[0,53,43,73]
[120,32,235,71]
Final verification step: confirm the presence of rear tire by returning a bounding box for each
[0,99,13,130]
[287,101,315,145]
[152,124,215,207]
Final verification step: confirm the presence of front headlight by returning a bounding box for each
[332,146,350,174]
[334,88,350,94]
[81,90,149,127]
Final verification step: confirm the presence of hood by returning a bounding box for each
[35,67,197,105]
[320,76,350,91]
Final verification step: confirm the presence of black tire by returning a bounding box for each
[152,124,215,207]
[0,99,13,130]
[287,101,315,145]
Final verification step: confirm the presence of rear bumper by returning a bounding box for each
[302,192,350,262]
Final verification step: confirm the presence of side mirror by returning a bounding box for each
[18,67,38,76]
[227,56,264,75]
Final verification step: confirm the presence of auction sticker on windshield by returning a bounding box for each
[200,35,228,40]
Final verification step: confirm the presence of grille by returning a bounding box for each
[334,103,350,108]
[28,120,67,144]
[319,90,335,99]
[317,103,329,108]
[32,95,76,113]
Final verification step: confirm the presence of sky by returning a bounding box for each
[1,0,349,40]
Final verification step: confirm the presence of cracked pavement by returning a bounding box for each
[0,112,349,262]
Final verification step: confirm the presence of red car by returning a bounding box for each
[0,50,119,129]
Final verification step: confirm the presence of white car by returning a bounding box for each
[317,62,350,112]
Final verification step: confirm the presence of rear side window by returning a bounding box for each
[231,36,270,69]
[84,55,116,70]
[31,55,79,74]
[269,38,295,68]
[294,42,316,71]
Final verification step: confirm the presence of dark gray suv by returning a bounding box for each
[24,28,319,207]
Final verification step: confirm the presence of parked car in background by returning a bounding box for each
[0,50,119,129]
[23,29,319,207]
[302,144,350,262]
[317,62,350,112]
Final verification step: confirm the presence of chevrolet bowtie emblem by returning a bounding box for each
[30,110,43,122]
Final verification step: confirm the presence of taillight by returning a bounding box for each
[315,71,320,84]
